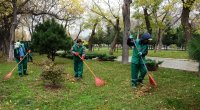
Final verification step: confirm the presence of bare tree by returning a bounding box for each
[143,7,152,35]
[8,0,30,61]
[74,23,85,41]
[91,0,122,55]
[88,19,99,52]
[1,0,83,60]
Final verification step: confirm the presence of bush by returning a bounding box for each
[62,53,98,59]
[85,53,100,59]
[41,60,65,86]
[97,54,117,61]
[188,37,200,71]
[146,59,163,71]
[61,53,117,61]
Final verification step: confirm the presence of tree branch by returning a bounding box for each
[91,0,115,26]
[18,0,30,9]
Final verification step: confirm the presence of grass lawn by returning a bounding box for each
[0,54,199,110]
[89,47,189,59]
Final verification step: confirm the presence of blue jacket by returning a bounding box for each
[19,44,26,57]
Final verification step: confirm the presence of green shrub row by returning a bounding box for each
[146,59,163,71]
[60,53,117,61]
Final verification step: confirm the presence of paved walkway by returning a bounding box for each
[116,56,199,72]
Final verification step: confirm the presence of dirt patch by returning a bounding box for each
[134,85,155,97]
[44,84,62,90]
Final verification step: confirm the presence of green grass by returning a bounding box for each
[148,50,189,59]
[0,54,199,110]
[89,47,189,59]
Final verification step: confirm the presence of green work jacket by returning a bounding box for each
[131,39,148,64]
[71,44,86,61]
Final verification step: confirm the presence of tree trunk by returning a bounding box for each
[181,6,192,43]
[109,29,119,55]
[181,0,195,43]
[143,7,152,35]
[4,36,10,55]
[8,0,18,61]
[109,18,120,55]
[88,20,98,52]
[154,29,163,52]
[122,0,132,64]
[158,30,164,50]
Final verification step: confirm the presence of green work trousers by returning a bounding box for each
[73,60,83,78]
[131,63,147,86]
[16,57,28,76]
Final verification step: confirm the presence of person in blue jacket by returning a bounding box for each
[14,41,28,77]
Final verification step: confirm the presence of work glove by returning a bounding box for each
[74,52,79,56]
[138,52,142,56]
[81,56,85,61]
[20,57,23,61]
[28,50,31,53]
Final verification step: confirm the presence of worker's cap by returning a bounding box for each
[140,33,152,40]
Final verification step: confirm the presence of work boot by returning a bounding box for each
[24,71,28,75]
[74,74,78,78]
[132,86,137,90]
[80,75,83,79]
[24,73,28,75]
[76,77,81,81]
[137,80,144,87]
[19,73,23,77]
[131,83,137,90]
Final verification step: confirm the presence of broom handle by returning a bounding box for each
[10,53,29,73]
[132,39,149,73]
[78,55,96,78]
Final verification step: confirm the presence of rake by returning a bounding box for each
[3,53,28,80]
[78,55,105,87]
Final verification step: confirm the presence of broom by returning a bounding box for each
[133,39,157,87]
[78,55,105,87]
[3,53,28,81]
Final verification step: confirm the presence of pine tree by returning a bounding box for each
[32,19,73,61]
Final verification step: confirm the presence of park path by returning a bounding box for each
[116,56,199,72]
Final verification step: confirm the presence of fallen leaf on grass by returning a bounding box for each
[134,85,152,97]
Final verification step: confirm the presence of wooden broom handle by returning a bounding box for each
[78,55,96,78]
[132,39,149,73]
[10,53,29,73]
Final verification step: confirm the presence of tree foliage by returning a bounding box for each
[176,26,186,48]
[0,0,84,61]
[162,27,177,47]
[188,36,200,70]
[32,19,73,61]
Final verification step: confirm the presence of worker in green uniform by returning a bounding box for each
[127,33,152,89]
[14,41,29,77]
[71,39,86,80]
